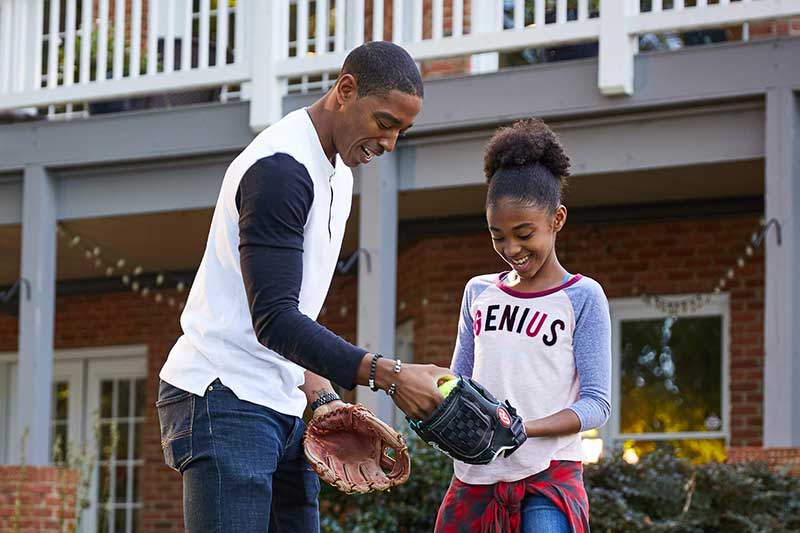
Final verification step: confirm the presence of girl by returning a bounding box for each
[435,119,611,533]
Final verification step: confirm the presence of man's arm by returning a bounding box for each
[237,154,367,389]
[238,154,448,418]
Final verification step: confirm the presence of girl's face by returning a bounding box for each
[486,197,566,280]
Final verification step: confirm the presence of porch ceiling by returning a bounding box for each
[0,159,763,287]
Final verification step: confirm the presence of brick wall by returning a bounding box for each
[727,447,800,476]
[0,213,766,532]
[0,466,79,533]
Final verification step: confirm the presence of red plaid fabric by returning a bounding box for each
[434,461,589,533]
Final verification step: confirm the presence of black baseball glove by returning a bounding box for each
[408,376,527,465]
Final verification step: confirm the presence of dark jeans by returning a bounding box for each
[156,379,320,533]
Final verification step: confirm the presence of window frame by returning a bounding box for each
[0,345,147,533]
[601,294,731,453]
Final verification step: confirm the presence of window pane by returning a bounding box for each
[99,465,112,503]
[53,381,69,420]
[115,465,128,502]
[101,380,114,418]
[117,422,130,460]
[114,508,126,532]
[620,316,723,434]
[97,506,109,533]
[118,380,130,419]
[621,438,727,464]
[135,378,146,417]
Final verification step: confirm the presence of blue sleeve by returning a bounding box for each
[237,154,367,390]
[450,276,494,378]
[450,284,476,378]
[565,279,612,431]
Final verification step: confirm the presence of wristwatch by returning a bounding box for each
[310,392,341,412]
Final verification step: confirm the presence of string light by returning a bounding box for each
[56,223,189,310]
[639,219,780,315]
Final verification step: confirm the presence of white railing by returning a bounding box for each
[0,0,250,114]
[0,0,798,132]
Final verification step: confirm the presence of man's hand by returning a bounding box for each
[357,355,450,421]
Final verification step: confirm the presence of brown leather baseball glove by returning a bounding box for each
[303,403,411,494]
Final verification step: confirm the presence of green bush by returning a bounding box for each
[320,436,800,533]
[586,448,800,532]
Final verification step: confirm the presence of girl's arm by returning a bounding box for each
[524,409,581,437]
[526,280,612,439]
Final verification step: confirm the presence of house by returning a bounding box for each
[1,1,799,531]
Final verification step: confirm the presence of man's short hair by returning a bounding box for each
[340,41,424,99]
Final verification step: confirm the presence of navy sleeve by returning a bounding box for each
[237,153,367,390]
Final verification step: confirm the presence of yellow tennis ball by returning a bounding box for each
[438,376,459,398]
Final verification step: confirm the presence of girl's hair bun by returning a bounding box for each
[483,118,570,183]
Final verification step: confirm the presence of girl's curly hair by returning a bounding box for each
[483,118,571,212]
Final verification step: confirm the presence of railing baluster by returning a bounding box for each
[578,0,588,21]
[697,0,707,7]
[199,0,210,68]
[147,0,158,74]
[412,0,422,42]
[31,0,44,90]
[652,0,662,12]
[317,0,329,53]
[113,0,125,80]
[452,0,462,37]
[557,0,566,24]
[46,0,60,88]
[80,0,93,83]
[432,0,443,39]
[63,0,76,85]
[165,0,176,72]
[349,0,364,47]
[216,0,228,66]
[130,0,141,77]
[514,0,524,29]
[674,0,684,9]
[535,0,545,27]
[0,0,12,93]
[334,0,345,52]
[182,0,192,70]
[96,0,108,82]
[235,0,245,63]
[372,0,383,42]
[392,0,404,42]
[297,0,309,57]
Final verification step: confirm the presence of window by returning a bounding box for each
[0,346,147,533]
[602,295,730,463]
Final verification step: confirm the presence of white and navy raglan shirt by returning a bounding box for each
[451,273,612,484]
[160,109,367,418]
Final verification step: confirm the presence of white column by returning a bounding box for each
[355,153,399,425]
[598,0,636,95]
[469,0,500,74]
[763,89,800,447]
[249,0,288,132]
[16,164,57,465]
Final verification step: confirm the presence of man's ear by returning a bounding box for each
[335,74,358,106]
[553,205,567,232]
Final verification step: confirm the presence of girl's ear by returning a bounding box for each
[553,205,567,232]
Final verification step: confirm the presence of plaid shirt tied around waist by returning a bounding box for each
[435,460,589,533]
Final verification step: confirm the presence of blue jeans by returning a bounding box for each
[156,379,320,533]
[521,495,571,533]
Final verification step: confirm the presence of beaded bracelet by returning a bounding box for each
[385,358,402,396]
[368,353,383,391]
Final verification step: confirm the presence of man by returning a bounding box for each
[156,41,449,532]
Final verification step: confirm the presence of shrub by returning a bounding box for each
[320,437,800,533]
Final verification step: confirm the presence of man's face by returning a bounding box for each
[334,78,422,168]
